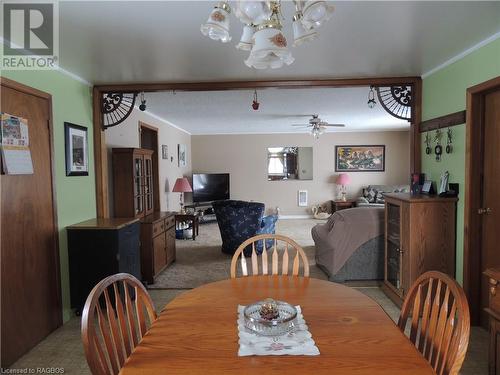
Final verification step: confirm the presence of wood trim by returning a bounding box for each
[94,76,421,93]
[419,111,466,133]
[93,77,422,217]
[0,77,63,323]
[463,75,500,325]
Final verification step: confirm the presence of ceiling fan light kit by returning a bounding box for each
[201,0,334,69]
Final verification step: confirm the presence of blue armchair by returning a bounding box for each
[212,200,278,256]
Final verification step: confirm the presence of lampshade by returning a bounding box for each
[235,24,255,50]
[172,177,193,193]
[201,2,232,43]
[302,0,335,30]
[244,26,294,69]
[292,16,318,47]
[234,0,272,25]
[337,173,351,186]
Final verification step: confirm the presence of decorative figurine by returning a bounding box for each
[259,298,279,321]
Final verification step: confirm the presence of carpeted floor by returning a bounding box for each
[149,219,328,289]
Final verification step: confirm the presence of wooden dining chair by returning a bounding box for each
[230,234,310,278]
[397,271,470,375]
[81,273,157,375]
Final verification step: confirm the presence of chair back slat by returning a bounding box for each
[261,247,268,275]
[82,273,157,375]
[113,283,132,357]
[272,240,279,275]
[409,284,422,343]
[251,244,259,275]
[282,244,289,275]
[230,234,309,278]
[103,288,125,366]
[397,271,470,375]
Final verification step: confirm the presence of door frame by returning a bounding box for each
[463,76,500,325]
[93,77,422,218]
[139,121,160,212]
[0,77,63,352]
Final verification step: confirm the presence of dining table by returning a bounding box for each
[119,275,434,374]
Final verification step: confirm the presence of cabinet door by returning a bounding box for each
[144,154,154,216]
[385,202,404,296]
[153,233,166,276]
[133,155,145,217]
[166,227,176,264]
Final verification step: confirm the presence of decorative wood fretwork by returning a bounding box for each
[101,92,137,130]
[419,110,466,133]
[376,86,412,121]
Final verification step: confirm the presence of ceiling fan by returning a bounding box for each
[292,115,345,138]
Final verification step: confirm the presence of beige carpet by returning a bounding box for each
[149,219,328,289]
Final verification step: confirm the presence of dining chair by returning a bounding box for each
[81,273,157,375]
[397,271,470,375]
[230,234,310,278]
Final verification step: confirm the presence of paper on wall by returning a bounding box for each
[1,113,34,174]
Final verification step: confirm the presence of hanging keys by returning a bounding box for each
[446,128,453,154]
[425,132,432,155]
[434,129,442,161]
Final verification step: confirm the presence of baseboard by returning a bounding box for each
[278,215,313,219]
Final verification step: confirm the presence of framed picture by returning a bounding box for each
[64,122,88,176]
[335,145,385,172]
[162,145,168,160]
[178,144,187,167]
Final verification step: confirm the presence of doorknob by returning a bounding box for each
[478,207,492,215]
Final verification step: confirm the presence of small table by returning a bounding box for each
[331,199,357,212]
[175,213,199,240]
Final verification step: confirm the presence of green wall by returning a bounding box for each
[421,37,500,284]
[1,69,96,322]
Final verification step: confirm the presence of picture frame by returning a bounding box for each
[335,145,385,172]
[178,144,187,167]
[64,122,88,176]
[421,180,434,194]
[162,145,168,160]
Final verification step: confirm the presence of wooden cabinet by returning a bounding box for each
[382,193,457,306]
[67,218,141,312]
[112,148,155,218]
[485,268,500,375]
[140,212,176,284]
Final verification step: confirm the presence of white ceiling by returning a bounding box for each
[144,86,409,134]
[59,1,500,84]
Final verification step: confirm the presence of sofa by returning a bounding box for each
[356,184,410,207]
[212,200,278,256]
[312,207,385,282]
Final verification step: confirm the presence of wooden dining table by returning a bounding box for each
[119,276,434,374]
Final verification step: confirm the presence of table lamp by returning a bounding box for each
[336,173,351,201]
[172,177,192,214]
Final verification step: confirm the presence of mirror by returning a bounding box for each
[267,147,313,181]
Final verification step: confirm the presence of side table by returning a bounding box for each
[331,199,357,213]
[175,214,199,240]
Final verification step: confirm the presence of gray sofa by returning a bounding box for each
[312,207,385,282]
[356,184,410,207]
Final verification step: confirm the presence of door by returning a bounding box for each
[480,88,500,327]
[1,78,62,366]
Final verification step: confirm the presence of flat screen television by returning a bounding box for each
[192,173,230,203]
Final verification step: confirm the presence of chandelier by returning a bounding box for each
[201,1,334,69]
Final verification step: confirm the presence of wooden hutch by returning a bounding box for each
[382,193,457,306]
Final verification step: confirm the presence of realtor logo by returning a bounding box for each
[2,1,59,69]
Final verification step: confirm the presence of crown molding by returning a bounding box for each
[422,31,500,79]
[134,106,191,135]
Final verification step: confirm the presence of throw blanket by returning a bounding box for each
[312,207,384,276]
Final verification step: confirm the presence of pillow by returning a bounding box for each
[375,191,385,204]
[364,186,378,203]
[357,197,370,204]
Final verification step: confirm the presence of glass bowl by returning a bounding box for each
[243,299,297,336]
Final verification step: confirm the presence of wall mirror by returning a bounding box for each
[267,147,313,181]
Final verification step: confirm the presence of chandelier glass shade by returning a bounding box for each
[200,2,232,43]
[201,1,334,69]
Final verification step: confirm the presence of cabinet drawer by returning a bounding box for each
[152,220,165,236]
[165,216,175,229]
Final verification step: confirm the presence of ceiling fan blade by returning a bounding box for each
[322,124,346,127]
[291,124,310,127]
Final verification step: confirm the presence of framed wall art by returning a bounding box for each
[65,122,89,176]
[162,145,168,160]
[335,145,385,172]
[178,144,187,167]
